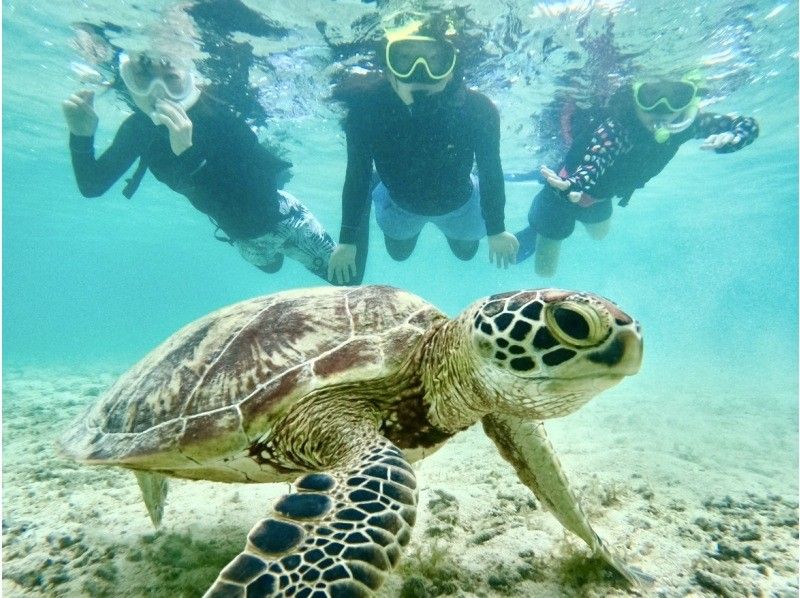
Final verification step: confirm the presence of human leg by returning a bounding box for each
[384,234,420,261]
[235,192,335,283]
[372,182,426,262]
[534,235,562,277]
[235,233,285,272]
[576,199,613,241]
[257,254,285,273]
[446,238,479,260]
[433,175,485,261]
[584,218,611,240]
[526,187,578,275]
[273,192,337,283]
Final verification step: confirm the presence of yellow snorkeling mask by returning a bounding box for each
[382,13,458,83]
[385,36,457,82]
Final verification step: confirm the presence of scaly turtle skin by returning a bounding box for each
[60,285,646,596]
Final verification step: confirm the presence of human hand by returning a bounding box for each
[700,132,739,150]
[62,90,99,137]
[488,231,519,269]
[153,99,193,155]
[328,243,357,285]
[539,165,582,203]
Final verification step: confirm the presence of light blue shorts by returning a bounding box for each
[372,174,487,241]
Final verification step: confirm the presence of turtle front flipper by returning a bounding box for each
[482,413,653,587]
[204,436,417,597]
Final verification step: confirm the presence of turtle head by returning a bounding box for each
[466,289,642,419]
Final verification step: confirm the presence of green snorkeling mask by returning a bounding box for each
[633,79,700,143]
[385,35,457,82]
[633,80,698,113]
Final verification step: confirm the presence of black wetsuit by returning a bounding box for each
[560,111,759,203]
[525,94,759,242]
[335,76,507,246]
[69,93,291,241]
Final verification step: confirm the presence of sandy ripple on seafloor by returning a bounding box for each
[2,367,798,597]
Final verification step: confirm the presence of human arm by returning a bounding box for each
[696,112,759,153]
[63,90,143,198]
[558,118,630,195]
[328,116,373,284]
[473,96,519,267]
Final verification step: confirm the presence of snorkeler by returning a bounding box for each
[327,14,519,285]
[62,49,340,283]
[516,78,759,277]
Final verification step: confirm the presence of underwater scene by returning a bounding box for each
[3,0,798,596]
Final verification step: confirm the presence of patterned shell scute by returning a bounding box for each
[87,286,444,437]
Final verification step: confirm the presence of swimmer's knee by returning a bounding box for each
[534,234,561,277]
[447,238,479,261]
[385,235,418,261]
[584,219,611,240]
[256,253,285,273]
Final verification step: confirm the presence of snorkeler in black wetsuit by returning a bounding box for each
[326,15,519,285]
[516,79,759,277]
[63,49,338,282]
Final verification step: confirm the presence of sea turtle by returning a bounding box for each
[60,285,646,596]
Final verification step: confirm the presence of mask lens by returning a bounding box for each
[387,38,455,80]
[635,81,696,112]
[127,54,156,93]
[120,52,193,100]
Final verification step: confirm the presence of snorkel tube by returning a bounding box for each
[651,101,699,143]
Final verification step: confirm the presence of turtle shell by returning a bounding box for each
[60,285,445,470]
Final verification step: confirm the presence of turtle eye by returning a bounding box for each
[545,301,609,348]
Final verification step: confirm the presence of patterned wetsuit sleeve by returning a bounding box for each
[338,114,373,245]
[69,115,143,198]
[564,119,631,194]
[693,112,759,153]
[473,95,506,236]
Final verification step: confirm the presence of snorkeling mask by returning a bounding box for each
[119,52,196,102]
[385,35,457,83]
[633,80,699,143]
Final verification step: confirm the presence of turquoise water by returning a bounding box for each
[2,1,798,595]
[3,1,798,379]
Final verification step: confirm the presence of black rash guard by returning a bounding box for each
[335,77,506,245]
[562,109,759,202]
[69,93,292,240]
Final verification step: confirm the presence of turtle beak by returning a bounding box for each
[587,329,642,376]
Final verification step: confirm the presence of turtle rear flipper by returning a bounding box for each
[134,471,169,528]
[482,414,652,588]
[205,436,417,597]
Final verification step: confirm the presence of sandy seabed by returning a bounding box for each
[2,364,798,597]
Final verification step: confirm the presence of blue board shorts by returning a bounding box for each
[372,174,487,241]
[529,186,613,241]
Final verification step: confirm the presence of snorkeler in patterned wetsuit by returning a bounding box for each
[516,79,759,277]
[326,15,519,285]
[63,49,338,283]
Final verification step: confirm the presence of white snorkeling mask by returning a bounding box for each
[119,52,198,103]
